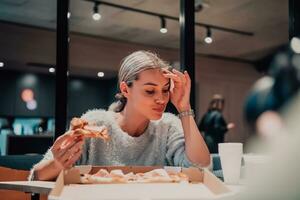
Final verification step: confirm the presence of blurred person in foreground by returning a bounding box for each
[232,38,300,199]
[198,94,235,153]
[29,50,210,181]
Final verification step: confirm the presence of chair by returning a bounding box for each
[0,155,47,200]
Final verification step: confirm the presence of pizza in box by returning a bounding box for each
[80,168,189,184]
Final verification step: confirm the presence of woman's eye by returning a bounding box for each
[163,89,169,94]
[146,90,155,94]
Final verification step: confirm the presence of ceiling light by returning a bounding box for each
[21,89,34,102]
[0,62,4,67]
[49,67,55,73]
[204,27,213,44]
[160,17,167,34]
[26,99,37,110]
[92,3,101,21]
[291,37,300,54]
[97,72,104,77]
[67,12,71,19]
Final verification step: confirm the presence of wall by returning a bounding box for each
[195,57,261,143]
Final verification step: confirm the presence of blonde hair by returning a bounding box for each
[109,50,170,112]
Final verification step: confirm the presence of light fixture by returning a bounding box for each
[0,62,4,67]
[49,67,55,73]
[204,27,213,44]
[160,16,167,33]
[291,37,300,54]
[97,72,104,77]
[67,12,71,19]
[92,2,101,21]
[21,89,34,102]
[26,99,37,110]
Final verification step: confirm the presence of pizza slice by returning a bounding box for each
[70,118,110,141]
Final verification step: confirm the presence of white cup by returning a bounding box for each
[218,143,243,184]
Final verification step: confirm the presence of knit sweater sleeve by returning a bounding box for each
[28,148,54,180]
[163,113,195,167]
[28,109,107,180]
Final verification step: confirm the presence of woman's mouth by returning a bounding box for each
[153,107,165,113]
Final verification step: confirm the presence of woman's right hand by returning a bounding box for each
[50,131,84,170]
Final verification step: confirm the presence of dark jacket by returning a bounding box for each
[198,110,228,153]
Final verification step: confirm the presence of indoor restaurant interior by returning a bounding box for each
[0,0,299,200]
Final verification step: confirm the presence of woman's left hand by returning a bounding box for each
[163,68,191,112]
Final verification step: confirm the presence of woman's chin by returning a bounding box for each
[150,112,164,120]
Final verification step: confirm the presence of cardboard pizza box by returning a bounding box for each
[49,165,231,200]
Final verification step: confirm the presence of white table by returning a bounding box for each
[0,180,243,200]
[0,181,54,200]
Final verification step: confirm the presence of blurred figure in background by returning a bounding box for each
[198,94,235,153]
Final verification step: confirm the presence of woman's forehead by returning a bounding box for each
[136,68,169,85]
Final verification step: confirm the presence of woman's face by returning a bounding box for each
[125,68,170,120]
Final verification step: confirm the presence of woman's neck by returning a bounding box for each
[116,105,150,137]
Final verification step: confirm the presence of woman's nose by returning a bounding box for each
[155,94,166,104]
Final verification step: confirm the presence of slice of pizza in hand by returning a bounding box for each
[70,117,88,130]
[83,125,110,141]
[72,126,109,141]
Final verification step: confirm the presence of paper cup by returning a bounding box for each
[219,143,243,184]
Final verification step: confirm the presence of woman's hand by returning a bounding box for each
[50,132,84,170]
[163,68,191,112]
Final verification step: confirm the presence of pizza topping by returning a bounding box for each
[80,168,189,184]
[70,118,110,142]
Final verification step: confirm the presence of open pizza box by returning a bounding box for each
[49,165,232,200]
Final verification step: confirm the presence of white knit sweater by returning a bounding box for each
[29,109,195,180]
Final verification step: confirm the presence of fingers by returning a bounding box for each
[56,140,84,168]
[52,133,83,157]
[162,68,188,87]
[52,132,73,151]
[64,148,83,168]
[184,70,191,91]
[59,131,82,150]
[163,71,181,83]
[171,69,186,86]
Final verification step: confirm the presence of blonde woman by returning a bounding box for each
[30,50,210,181]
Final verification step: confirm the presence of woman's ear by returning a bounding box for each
[120,81,130,98]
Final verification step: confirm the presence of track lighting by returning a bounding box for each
[204,27,213,44]
[97,72,105,77]
[49,67,55,73]
[92,2,101,21]
[160,17,167,34]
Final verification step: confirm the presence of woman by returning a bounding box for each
[30,50,210,181]
[198,94,235,153]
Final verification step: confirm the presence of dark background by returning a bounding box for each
[0,70,118,118]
